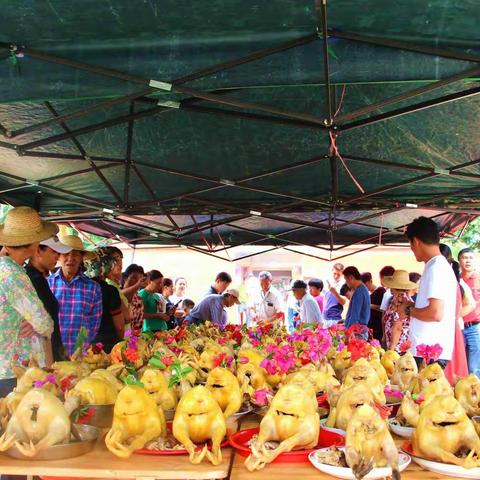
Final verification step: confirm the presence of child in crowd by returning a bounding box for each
[181,298,195,316]
[382,270,418,353]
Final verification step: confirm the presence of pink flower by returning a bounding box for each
[260,358,277,375]
[371,339,381,348]
[164,336,175,345]
[266,344,277,354]
[253,388,272,406]
[416,343,443,363]
[238,356,249,365]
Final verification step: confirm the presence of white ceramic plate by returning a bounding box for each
[388,418,414,438]
[309,447,411,480]
[320,418,346,437]
[403,447,480,479]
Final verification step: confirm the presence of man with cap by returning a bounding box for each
[25,235,72,361]
[249,271,284,326]
[48,235,102,356]
[291,280,323,330]
[0,207,55,396]
[185,289,240,328]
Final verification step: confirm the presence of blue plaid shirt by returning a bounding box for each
[48,270,103,356]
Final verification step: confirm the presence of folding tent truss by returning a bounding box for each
[0,1,479,261]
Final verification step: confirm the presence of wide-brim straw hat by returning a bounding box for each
[58,234,96,260]
[382,270,418,291]
[0,206,58,246]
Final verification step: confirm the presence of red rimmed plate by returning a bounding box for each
[228,427,344,463]
[135,422,229,456]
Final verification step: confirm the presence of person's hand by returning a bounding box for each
[137,277,148,290]
[19,320,35,338]
[174,309,184,318]
[396,302,412,320]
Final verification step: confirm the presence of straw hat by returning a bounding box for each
[0,206,58,246]
[382,270,418,291]
[58,234,96,259]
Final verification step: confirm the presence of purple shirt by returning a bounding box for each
[48,270,103,356]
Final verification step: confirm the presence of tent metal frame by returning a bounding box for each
[1,0,479,260]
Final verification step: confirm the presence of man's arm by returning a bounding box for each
[398,298,444,322]
[329,287,346,305]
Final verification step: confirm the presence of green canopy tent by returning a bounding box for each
[0,1,479,260]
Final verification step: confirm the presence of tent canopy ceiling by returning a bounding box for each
[0,1,479,253]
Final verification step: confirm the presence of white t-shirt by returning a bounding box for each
[251,286,284,321]
[409,255,457,361]
[300,293,324,324]
[380,289,392,311]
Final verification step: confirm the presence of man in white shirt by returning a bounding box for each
[292,280,323,328]
[249,271,284,325]
[398,217,457,368]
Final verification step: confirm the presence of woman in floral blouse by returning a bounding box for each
[382,270,418,353]
[0,207,57,396]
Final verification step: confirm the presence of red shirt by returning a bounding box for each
[463,272,480,324]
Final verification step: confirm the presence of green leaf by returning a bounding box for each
[168,374,180,389]
[121,374,144,388]
[140,331,154,341]
[148,353,166,370]
[74,327,89,352]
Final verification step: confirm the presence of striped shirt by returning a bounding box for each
[48,270,102,356]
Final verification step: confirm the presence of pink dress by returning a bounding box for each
[383,293,411,353]
[445,285,469,384]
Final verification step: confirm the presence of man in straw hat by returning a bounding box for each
[398,216,457,369]
[48,235,102,356]
[0,207,56,396]
[25,235,72,361]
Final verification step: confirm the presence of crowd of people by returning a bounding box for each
[0,207,479,398]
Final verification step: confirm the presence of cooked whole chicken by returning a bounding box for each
[412,395,480,468]
[390,352,418,391]
[346,404,400,480]
[342,359,386,404]
[245,383,319,471]
[141,368,177,411]
[206,367,242,419]
[66,376,118,405]
[455,374,480,418]
[173,385,226,465]
[0,389,76,457]
[327,383,376,431]
[381,350,400,378]
[105,385,166,458]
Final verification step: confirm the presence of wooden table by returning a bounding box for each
[0,415,465,480]
[0,439,232,480]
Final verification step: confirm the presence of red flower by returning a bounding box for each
[76,407,95,424]
[60,375,76,393]
[162,355,175,367]
[123,347,140,363]
[399,340,411,353]
[347,338,372,362]
[374,403,392,420]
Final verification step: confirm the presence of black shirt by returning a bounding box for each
[93,279,123,353]
[25,263,65,361]
[369,286,386,341]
